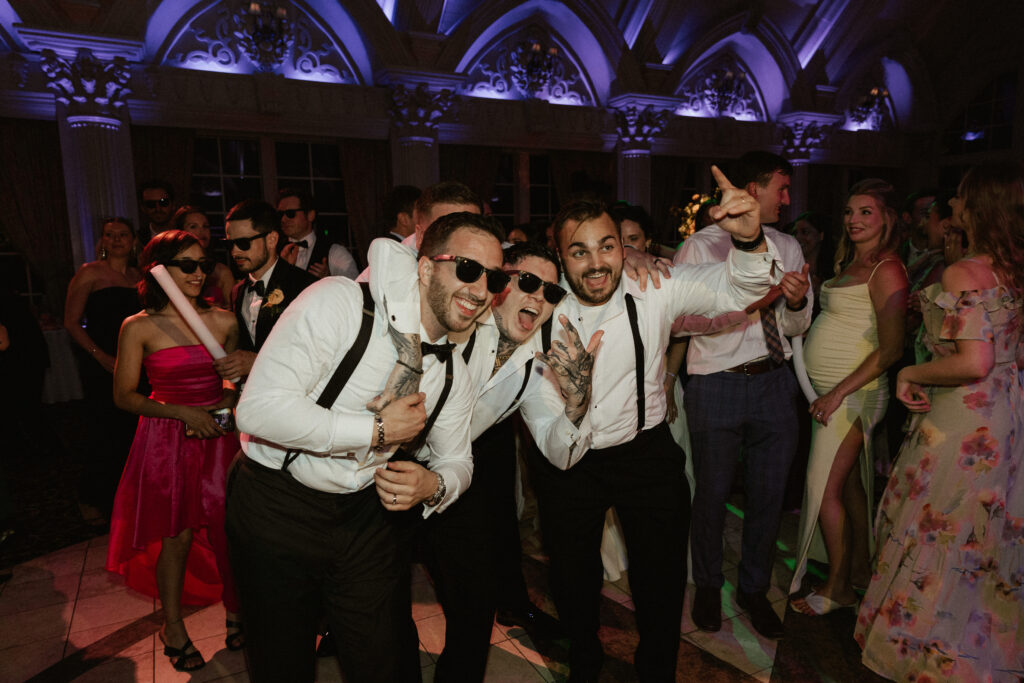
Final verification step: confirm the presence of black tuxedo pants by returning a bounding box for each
[225,456,420,683]
[421,418,529,682]
[529,422,690,682]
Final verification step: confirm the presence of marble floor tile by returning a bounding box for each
[0,570,80,616]
[76,566,130,601]
[483,638,552,681]
[0,634,67,680]
[683,607,783,676]
[65,616,155,658]
[5,546,86,586]
[69,589,154,634]
[415,612,446,657]
[0,599,74,648]
[71,650,155,683]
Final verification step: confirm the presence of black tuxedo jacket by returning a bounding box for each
[232,259,317,352]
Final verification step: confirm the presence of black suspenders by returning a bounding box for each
[282,282,375,472]
[624,293,645,432]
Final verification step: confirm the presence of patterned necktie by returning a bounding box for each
[761,304,786,364]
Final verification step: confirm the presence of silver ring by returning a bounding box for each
[815,412,823,418]
[391,494,397,505]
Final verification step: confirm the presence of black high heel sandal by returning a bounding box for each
[159,624,206,672]
[225,618,245,651]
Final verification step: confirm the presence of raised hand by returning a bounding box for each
[536,314,603,426]
[280,242,299,265]
[707,165,762,241]
[308,257,329,279]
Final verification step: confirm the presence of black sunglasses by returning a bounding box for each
[143,198,170,209]
[430,255,510,294]
[222,232,270,251]
[277,209,303,220]
[506,270,566,305]
[166,258,216,275]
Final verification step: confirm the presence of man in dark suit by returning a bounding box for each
[212,199,316,381]
[276,187,359,279]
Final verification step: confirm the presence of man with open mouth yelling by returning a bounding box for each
[367,235,574,681]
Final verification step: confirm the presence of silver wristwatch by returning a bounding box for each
[424,472,446,507]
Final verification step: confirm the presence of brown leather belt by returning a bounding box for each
[723,357,783,375]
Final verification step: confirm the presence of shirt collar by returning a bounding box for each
[249,259,277,288]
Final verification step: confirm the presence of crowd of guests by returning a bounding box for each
[37,152,1023,681]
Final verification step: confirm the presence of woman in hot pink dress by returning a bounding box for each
[106,230,241,672]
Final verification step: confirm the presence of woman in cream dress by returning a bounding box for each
[789,179,908,615]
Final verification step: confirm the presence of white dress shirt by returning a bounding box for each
[520,248,778,470]
[241,260,278,342]
[675,225,812,375]
[366,237,543,444]
[290,231,359,279]
[235,275,475,515]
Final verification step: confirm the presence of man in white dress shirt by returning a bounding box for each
[226,212,505,682]
[368,236,571,681]
[277,187,359,279]
[518,168,776,681]
[676,151,811,640]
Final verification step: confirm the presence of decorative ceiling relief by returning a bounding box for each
[676,55,766,122]
[614,105,669,151]
[462,25,593,106]
[41,48,131,128]
[843,85,894,132]
[163,2,357,84]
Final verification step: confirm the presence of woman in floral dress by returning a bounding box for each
[855,162,1024,681]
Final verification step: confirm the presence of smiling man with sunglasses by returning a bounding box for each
[228,210,503,682]
[367,234,578,681]
[214,199,315,382]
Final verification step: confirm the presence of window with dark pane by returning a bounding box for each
[275,141,349,249]
[942,71,1016,155]
[529,154,557,223]
[489,152,516,231]
[190,136,262,225]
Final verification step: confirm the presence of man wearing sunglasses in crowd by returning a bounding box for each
[277,188,359,280]
[368,230,588,681]
[228,211,503,682]
[213,199,315,382]
[138,180,177,244]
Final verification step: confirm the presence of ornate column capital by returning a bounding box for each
[40,48,131,129]
[777,111,842,161]
[614,104,669,153]
[388,83,457,143]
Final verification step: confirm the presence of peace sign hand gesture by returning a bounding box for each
[707,165,762,242]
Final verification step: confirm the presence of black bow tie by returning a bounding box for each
[291,239,309,249]
[247,279,266,297]
[421,341,455,361]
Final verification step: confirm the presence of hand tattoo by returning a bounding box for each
[537,318,594,427]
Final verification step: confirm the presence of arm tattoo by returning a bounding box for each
[384,325,422,400]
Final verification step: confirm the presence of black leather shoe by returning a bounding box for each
[316,631,336,658]
[496,602,566,640]
[737,591,784,639]
[691,586,721,632]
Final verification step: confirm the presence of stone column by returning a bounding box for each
[388,84,455,189]
[777,112,841,218]
[613,105,668,210]
[41,48,136,267]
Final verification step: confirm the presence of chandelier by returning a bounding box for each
[506,39,561,98]
[233,1,294,73]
